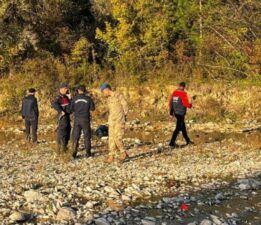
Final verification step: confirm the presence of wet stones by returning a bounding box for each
[141,216,156,225]
[94,217,110,225]
[200,219,213,225]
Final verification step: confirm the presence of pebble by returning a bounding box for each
[9,211,26,222]
[56,207,76,221]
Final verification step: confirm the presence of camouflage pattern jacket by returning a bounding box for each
[108,92,128,126]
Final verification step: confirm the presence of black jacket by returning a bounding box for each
[52,94,71,116]
[71,94,95,119]
[22,95,39,119]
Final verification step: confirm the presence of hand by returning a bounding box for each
[61,111,65,116]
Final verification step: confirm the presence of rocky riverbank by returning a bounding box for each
[0,120,260,224]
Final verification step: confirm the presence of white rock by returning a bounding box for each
[9,211,26,222]
[95,217,110,225]
[24,190,44,202]
[141,219,156,225]
[56,207,76,221]
[200,219,213,225]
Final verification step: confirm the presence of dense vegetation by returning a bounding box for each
[0,0,260,110]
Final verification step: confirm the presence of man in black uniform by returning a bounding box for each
[52,83,71,152]
[21,88,39,143]
[71,85,95,159]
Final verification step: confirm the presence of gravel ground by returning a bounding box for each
[0,120,260,224]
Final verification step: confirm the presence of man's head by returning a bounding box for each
[178,82,186,90]
[77,85,87,94]
[28,88,36,95]
[59,83,69,95]
[100,83,112,97]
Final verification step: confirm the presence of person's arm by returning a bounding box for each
[120,95,128,116]
[34,98,39,118]
[90,98,95,111]
[181,92,192,108]
[70,98,75,113]
[52,96,63,113]
[21,98,25,118]
[168,92,174,115]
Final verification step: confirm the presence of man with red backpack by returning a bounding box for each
[169,82,194,148]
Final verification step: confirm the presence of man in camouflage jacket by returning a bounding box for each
[100,83,129,163]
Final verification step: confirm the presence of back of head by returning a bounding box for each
[179,82,186,90]
[28,88,36,94]
[100,83,112,91]
[77,85,87,94]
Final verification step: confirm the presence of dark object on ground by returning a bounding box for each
[96,125,109,138]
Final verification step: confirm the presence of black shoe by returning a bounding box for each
[186,141,195,145]
[72,152,77,159]
[86,151,92,158]
[169,143,178,149]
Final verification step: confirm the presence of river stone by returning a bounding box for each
[86,201,94,209]
[141,217,156,225]
[9,211,26,222]
[24,190,44,202]
[210,215,223,225]
[200,219,213,225]
[56,207,76,221]
[188,222,198,225]
[95,217,110,225]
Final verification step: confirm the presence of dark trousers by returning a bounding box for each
[72,118,92,157]
[170,114,190,146]
[57,116,71,150]
[25,118,38,143]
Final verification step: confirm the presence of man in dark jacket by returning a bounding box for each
[169,82,194,147]
[22,88,39,143]
[71,85,95,159]
[52,83,71,152]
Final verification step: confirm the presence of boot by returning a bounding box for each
[119,151,128,163]
[56,144,61,153]
[169,143,178,149]
[72,144,78,159]
[86,150,92,158]
[62,145,68,152]
[105,155,114,163]
[186,141,195,146]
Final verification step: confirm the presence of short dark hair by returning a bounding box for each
[77,85,87,93]
[28,88,36,93]
[106,84,112,90]
[179,82,186,88]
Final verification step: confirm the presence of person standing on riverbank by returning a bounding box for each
[52,83,71,153]
[100,83,129,163]
[71,85,95,159]
[169,82,194,147]
[22,88,39,143]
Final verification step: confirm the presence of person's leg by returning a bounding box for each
[65,117,71,149]
[180,116,191,144]
[72,119,81,158]
[82,120,92,157]
[61,117,71,151]
[114,125,128,162]
[25,119,31,142]
[31,118,38,143]
[57,117,69,152]
[169,115,182,146]
[106,130,117,163]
